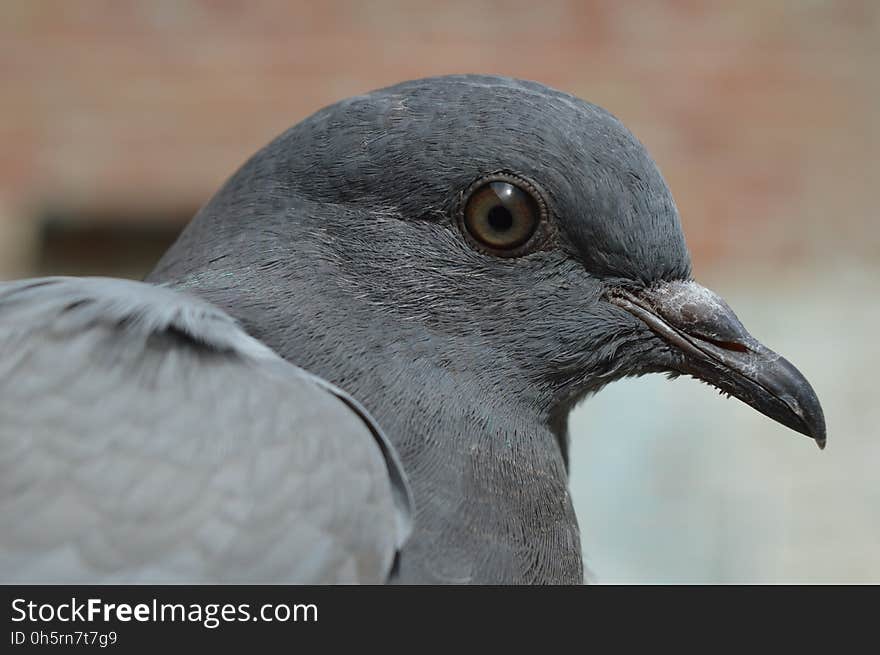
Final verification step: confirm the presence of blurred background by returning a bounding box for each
[1,1,877,582]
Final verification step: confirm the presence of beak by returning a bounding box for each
[607,280,826,449]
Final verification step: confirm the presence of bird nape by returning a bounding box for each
[1,75,825,585]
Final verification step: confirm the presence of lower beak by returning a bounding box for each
[608,280,826,449]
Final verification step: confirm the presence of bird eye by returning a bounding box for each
[461,179,542,254]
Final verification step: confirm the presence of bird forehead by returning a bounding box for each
[266,75,692,284]
[369,76,634,157]
[361,77,691,283]
[300,75,661,200]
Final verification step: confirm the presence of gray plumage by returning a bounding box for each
[1,75,824,584]
[0,277,410,583]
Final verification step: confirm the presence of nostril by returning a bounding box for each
[701,336,750,353]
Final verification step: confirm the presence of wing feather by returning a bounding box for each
[0,277,411,583]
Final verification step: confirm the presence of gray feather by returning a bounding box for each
[5,75,808,585]
[0,277,411,583]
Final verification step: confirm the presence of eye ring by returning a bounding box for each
[457,173,549,257]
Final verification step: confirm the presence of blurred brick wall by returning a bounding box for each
[1,0,878,278]
[1,1,877,584]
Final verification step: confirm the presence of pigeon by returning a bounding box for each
[0,75,825,584]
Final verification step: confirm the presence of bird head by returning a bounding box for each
[160,75,825,449]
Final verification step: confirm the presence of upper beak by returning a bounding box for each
[607,280,826,449]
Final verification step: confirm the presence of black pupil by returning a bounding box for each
[487,205,513,231]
